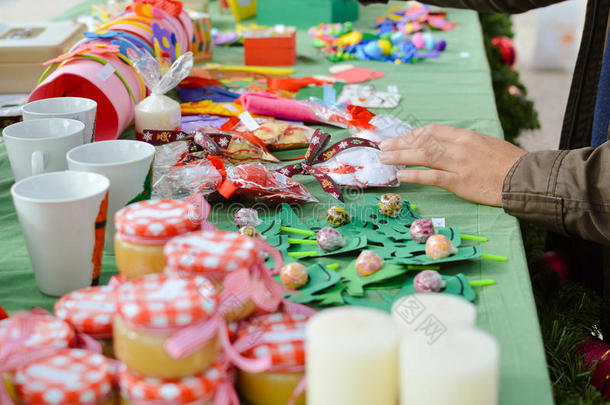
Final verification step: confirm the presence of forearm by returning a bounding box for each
[359,0,563,13]
[502,143,610,245]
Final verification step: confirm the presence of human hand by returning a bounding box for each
[380,124,527,207]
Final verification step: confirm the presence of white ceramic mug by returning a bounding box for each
[3,118,85,182]
[67,140,155,253]
[22,97,97,144]
[11,171,110,296]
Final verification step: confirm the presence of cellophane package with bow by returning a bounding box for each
[315,115,412,188]
[130,50,193,136]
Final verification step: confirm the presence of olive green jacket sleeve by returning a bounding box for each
[502,143,610,245]
[359,0,561,13]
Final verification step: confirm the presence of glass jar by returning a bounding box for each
[114,199,200,279]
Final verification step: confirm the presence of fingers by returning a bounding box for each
[380,148,443,169]
[396,169,455,189]
[380,124,452,152]
[380,127,429,151]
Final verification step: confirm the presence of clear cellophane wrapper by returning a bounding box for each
[152,141,222,199]
[153,142,316,204]
[315,115,414,188]
[226,163,318,204]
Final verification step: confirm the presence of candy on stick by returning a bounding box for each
[378,193,402,218]
[280,262,309,289]
[235,207,262,228]
[316,227,346,252]
[355,250,384,277]
[326,206,350,227]
[413,270,446,293]
[425,234,458,260]
[410,218,435,243]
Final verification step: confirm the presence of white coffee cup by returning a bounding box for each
[67,140,156,252]
[22,97,97,144]
[3,118,85,182]
[11,171,110,296]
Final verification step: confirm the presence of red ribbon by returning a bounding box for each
[276,129,380,201]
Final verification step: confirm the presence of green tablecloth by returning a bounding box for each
[0,2,554,404]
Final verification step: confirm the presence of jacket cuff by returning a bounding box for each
[501,149,569,235]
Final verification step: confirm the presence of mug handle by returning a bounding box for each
[31,151,44,176]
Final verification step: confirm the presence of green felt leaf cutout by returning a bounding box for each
[386,246,482,266]
[400,273,477,302]
[340,260,409,297]
[312,281,348,306]
[276,263,342,304]
[348,194,421,241]
[288,233,368,258]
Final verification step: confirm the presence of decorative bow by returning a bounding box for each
[276,129,379,201]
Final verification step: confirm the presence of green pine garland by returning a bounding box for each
[531,265,608,404]
[479,13,541,144]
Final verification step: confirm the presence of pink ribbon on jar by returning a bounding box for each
[163,313,272,374]
[0,309,66,405]
[213,363,240,405]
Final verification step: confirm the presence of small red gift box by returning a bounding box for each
[244,27,297,66]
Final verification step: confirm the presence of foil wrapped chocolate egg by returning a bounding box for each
[410,218,435,243]
[413,270,446,293]
[280,262,309,289]
[326,206,350,227]
[425,234,457,260]
[378,193,403,218]
[316,227,346,252]
[235,208,261,228]
[355,250,384,277]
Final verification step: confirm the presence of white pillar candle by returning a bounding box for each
[306,307,399,405]
[135,93,181,134]
[399,328,500,405]
[391,294,477,338]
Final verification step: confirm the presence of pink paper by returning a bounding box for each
[29,54,142,141]
[238,92,319,122]
[332,67,385,84]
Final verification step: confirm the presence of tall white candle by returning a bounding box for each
[391,293,477,337]
[399,328,500,405]
[306,307,399,405]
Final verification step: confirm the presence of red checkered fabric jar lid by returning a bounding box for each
[117,273,218,330]
[0,312,74,350]
[114,199,200,243]
[236,313,309,372]
[164,230,258,275]
[119,361,223,404]
[14,349,114,405]
[54,285,117,338]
